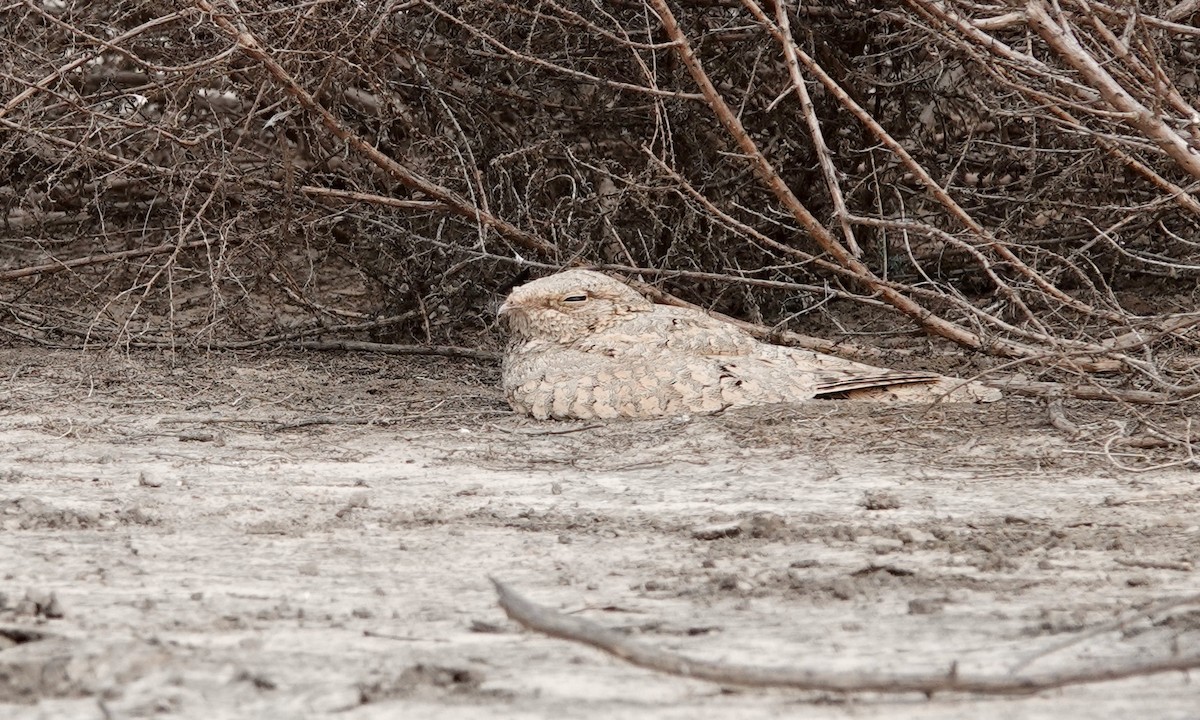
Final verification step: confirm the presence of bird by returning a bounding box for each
[497,269,1000,420]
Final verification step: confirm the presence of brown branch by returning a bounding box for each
[296,339,498,362]
[2,304,422,350]
[418,0,702,99]
[492,578,1200,695]
[1026,0,1200,181]
[0,110,449,217]
[746,0,860,257]
[906,2,1200,220]
[1043,105,1200,217]
[194,0,557,258]
[0,240,211,281]
[846,216,1109,353]
[817,1,1120,326]
[1077,1,1198,122]
[647,0,1033,358]
[649,0,1138,365]
[1165,0,1200,22]
[640,153,1121,372]
[0,6,197,119]
[3,300,496,359]
[292,186,446,212]
[997,380,1193,404]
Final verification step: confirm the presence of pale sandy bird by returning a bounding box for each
[498,269,1000,420]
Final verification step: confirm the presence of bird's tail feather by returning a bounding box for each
[813,372,941,397]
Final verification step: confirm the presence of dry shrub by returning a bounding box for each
[1,0,1198,410]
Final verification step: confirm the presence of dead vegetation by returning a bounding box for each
[1,2,1199,408]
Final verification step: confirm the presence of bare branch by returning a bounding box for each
[493,578,1200,695]
[194,0,557,258]
[647,0,1045,360]
[1027,0,1200,180]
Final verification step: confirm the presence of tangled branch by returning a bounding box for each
[0,0,1197,407]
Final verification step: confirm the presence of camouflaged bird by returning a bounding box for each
[498,269,1000,420]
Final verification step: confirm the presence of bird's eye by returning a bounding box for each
[562,294,588,303]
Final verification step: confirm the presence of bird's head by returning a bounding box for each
[498,269,652,344]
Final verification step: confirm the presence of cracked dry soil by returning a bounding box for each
[1,348,1198,719]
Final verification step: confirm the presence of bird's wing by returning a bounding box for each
[584,307,983,400]
[796,351,999,402]
[577,306,758,356]
[502,339,817,419]
[748,340,974,396]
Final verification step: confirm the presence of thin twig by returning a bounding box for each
[0,240,211,281]
[998,380,1189,404]
[647,0,1079,361]
[1027,0,1200,180]
[295,339,498,361]
[1014,592,1200,670]
[194,0,557,258]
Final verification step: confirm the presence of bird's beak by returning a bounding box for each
[498,300,524,319]
[497,299,529,335]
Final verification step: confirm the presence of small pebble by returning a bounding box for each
[828,579,856,600]
[908,598,944,615]
[470,619,505,634]
[177,430,217,443]
[691,522,742,540]
[898,528,936,544]
[43,593,65,619]
[861,490,901,510]
[139,471,164,488]
[25,589,51,609]
[868,537,905,553]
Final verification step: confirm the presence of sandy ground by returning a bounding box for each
[1,348,1198,719]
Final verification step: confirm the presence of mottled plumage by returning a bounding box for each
[498,269,999,420]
